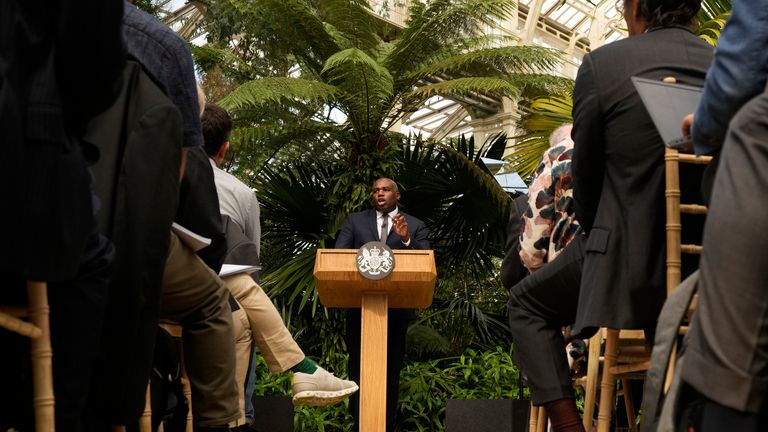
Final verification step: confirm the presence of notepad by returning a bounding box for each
[632,76,704,152]
[219,264,261,277]
[171,222,212,252]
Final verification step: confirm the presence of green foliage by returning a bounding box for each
[506,96,573,180]
[132,0,160,16]
[397,347,526,431]
[697,11,731,46]
[219,77,338,112]
[696,0,732,45]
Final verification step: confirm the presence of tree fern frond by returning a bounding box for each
[316,0,378,52]
[321,48,394,123]
[407,77,521,100]
[218,77,338,112]
[243,0,340,74]
[386,0,516,80]
[193,45,259,78]
[503,73,574,99]
[406,46,563,80]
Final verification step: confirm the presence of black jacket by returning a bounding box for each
[571,27,713,333]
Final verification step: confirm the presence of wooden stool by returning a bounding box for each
[0,281,55,431]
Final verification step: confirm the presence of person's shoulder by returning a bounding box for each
[214,167,254,195]
[123,4,187,51]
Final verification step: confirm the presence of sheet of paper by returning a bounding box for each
[171,222,212,252]
[219,264,261,277]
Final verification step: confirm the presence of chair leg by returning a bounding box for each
[621,379,637,432]
[28,281,54,432]
[140,383,152,432]
[597,329,618,432]
[529,401,538,432]
[536,406,547,432]
[583,333,601,431]
[177,341,193,432]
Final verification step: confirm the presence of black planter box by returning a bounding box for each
[251,395,294,432]
[446,399,530,432]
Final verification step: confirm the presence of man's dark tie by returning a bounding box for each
[380,214,389,242]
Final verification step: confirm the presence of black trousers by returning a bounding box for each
[676,383,768,432]
[507,235,586,406]
[346,308,413,432]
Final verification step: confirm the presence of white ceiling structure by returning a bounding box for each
[157,0,627,140]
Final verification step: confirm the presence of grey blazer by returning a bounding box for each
[571,27,713,334]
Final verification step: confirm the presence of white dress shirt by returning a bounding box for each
[376,207,411,246]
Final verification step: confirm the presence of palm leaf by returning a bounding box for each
[398,136,511,279]
[697,11,731,46]
[698,0,731,21]
[506,96,573,179]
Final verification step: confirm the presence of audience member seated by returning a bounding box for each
[672,0,768,429]
[201,103,359,428]
[0,1,125,430]
[507,1,713,430]
[86,3,241,430]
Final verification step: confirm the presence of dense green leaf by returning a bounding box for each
[218,77,338,111]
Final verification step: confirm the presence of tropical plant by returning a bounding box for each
[697,0,732,46]
[505,96,573,180]
[200,0,569,318]
[397,347,526,431]
[256,133,512,336]
[202,0,568,196]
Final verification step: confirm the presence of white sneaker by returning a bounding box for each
[292,366,359,406]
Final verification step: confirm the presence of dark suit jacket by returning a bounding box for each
[500,194,529,290]
[335,208,430,250]
[571,27,713,334]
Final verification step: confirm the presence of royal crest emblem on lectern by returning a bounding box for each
[356,241,394,280]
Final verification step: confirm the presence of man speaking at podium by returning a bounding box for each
[335,177,430,431]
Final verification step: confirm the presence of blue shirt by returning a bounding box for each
[122,2,202,147]
[692,0,768,155]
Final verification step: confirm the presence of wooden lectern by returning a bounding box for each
[314,249,436,432]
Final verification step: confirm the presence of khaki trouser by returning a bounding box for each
[223,273,304,374]
[161,232,240,427]
[231,307,252,427]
